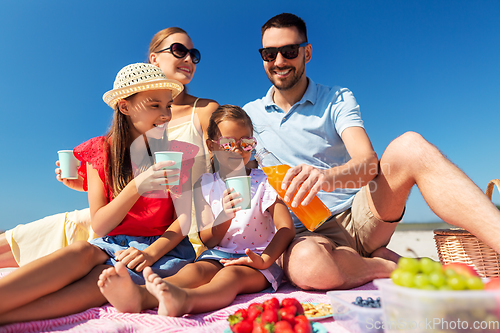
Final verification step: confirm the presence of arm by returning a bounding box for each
[282,126,378,207]
[221,198,295,270]
[88,160,179,236]
[196,99,219,143]
[198,185,242,248]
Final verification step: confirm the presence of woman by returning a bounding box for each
[0,27,217,268]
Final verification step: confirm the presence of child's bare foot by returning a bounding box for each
[143,267,190,317]
[98,261,142,313]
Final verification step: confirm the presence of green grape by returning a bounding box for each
[398,257,420,274]
[414,273,430,289]
[390,268,404,286]
[419,257,440,274]
[466,276,484,290]
[444,268,458,278]
[429,271,446,288]
[439,284,453,291]
[399,271,416,288]
[421,284,437,290]
[447,275,466,290]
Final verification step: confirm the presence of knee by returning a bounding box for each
[67,241,103,262]
[383,131,441,166]
[284,240,347,290]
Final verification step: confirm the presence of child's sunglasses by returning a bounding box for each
[258,42,308,62]
[156,43,201,64]
[212,136,257,152]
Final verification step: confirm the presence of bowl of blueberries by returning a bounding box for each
[327,290,384,333]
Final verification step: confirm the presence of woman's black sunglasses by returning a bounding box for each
[258,42,308,62]
[157,43,201,64]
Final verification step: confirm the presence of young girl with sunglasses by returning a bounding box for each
[0,27,217,268]
[0,63,198,324]
[97,105,295,316]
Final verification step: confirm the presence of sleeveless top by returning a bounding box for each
[74,136,198,237]
[200,169,278,254]
[167,98,212,183]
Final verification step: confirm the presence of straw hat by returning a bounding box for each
[103,63,184,109]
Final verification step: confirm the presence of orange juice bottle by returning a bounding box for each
[255,148,331,231]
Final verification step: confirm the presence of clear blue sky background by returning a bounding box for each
[1,0,499,232]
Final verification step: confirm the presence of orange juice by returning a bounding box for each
[262,164,331,231]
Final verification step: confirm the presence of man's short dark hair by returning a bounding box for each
[261,13,308,42]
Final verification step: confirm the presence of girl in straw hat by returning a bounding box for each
[0,63,199,324]
[0,27,218,268]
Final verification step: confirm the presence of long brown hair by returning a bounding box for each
[105,96,168,198]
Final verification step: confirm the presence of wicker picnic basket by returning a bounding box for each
[434,179,500,278]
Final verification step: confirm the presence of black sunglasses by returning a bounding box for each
[258,42,308,62]
[156,43,201,64]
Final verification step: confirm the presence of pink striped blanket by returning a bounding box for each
[0,270,377,333]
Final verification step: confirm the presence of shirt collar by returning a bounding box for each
[263,77,318,111]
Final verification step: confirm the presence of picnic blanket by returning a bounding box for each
[0,269,377,333]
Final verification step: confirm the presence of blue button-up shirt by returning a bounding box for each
[244,78,364,227]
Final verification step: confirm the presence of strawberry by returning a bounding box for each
[293,320,312,333]
[274,320,295,333]
[278,305,297,326]
[260,308,279,324]
[294,315,309,326]
[247,303,263,322]
[252,321,272,333]
[263,297,280,312]
[231,319,253,333]
[281,298,304,315]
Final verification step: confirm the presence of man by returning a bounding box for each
[243,13,500,290]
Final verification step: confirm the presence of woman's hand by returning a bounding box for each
[134,160,180,195]
[55,160,85,191]
[114,247,155,272]
[220,248,268,270]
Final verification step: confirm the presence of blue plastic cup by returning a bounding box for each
[58,150,79,179]
[225,176,251,209]
[154,151,183,186]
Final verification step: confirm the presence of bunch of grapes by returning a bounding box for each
[390,257,484,290]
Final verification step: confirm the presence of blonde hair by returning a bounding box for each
[148,27,189,60]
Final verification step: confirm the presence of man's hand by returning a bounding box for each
[281,164,326,207]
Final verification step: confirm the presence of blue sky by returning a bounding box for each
[1,0,499,232]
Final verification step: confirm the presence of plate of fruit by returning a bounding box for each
[226,297,326,333]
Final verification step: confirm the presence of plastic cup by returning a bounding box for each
[154,151,183,185]
[225,176,251,210]
[58,150,79,179]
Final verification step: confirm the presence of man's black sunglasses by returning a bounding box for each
[156,43,201,64]
[258,42,308,62]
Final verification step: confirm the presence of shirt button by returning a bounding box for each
[120,240,125,246]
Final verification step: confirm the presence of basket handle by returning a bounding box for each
[486,179,500,200]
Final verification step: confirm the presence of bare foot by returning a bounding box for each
[98,261,142,313]
[143,267,190,317]
[371,246,401,263]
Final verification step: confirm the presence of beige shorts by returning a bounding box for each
[294,186,401,257]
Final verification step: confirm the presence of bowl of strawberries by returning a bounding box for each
[226,297,326,333]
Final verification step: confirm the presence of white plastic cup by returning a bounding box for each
[58,150,79,179]
[154,151,183,185]
[225,176,251,210]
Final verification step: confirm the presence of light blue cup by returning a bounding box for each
[154,151,183,186]
[225,176,251,210]
[58,150,79,179]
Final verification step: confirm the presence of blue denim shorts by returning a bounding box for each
[196,249,283,292]
[89,234,195,285]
